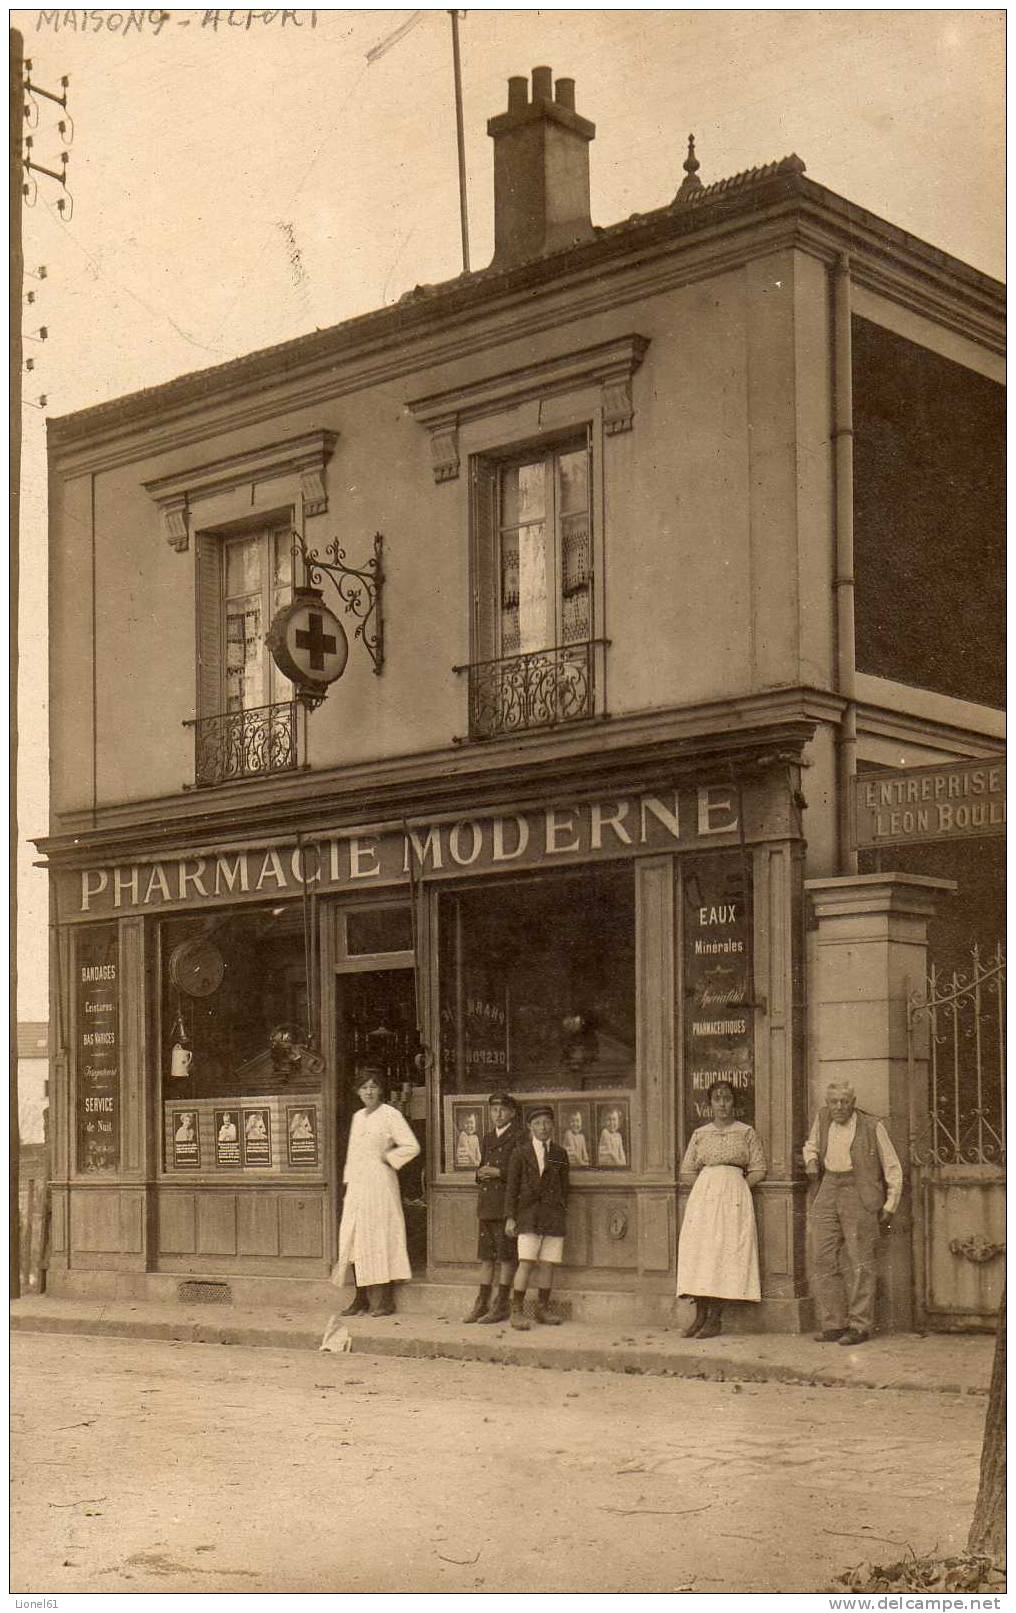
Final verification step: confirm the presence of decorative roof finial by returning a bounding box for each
[674,133,704,202]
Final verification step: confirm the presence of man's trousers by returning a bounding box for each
[809,1172,880,1334]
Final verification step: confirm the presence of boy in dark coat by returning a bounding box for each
[504,1105,570,1330]
[463,1091,525,1324]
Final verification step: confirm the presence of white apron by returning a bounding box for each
[332,1103,420,1288]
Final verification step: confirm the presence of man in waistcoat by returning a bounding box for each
[804,1080,903,1345]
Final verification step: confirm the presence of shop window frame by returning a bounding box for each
[434,864,641,1179]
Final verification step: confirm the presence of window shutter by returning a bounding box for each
[471,458,497,662]
[195,533,222,718]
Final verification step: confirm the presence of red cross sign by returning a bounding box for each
[268,587,348,703]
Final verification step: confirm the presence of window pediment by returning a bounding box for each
[407,334,649,484]
[144,429,338,552]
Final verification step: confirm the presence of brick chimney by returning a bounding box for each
[487,67,596,269]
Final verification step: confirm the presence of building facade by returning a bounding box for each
[40,71,1004,1327]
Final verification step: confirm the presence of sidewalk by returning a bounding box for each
[10,1293,995,1395]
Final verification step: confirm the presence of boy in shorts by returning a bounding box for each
[504,1105,570,1330]
[463,1091,525,1324]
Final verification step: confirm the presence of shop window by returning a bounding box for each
[438,866,635,1096]
[462,434,599,738]
[191,523,299,786]
[160,904,322,1173]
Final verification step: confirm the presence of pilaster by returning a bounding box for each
[805,872,955,1331]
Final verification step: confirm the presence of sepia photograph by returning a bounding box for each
[594,1098,630,1169]
[11,5,1004,1601]
[559,1098,592,1167]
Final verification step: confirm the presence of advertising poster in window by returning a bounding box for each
[172,1109,201,1168]
[75,924,120,1173]
[242,1106,272,1166]
[214,1109,241,1167]
[682,853,754,1126]
[286,1104,319,1167]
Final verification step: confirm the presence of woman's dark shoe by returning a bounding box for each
[341,1287,370,1317]
[368,1283,395,1317]
[696,1301,723,1339]
[837,1328,869,1346]
[814,1328,846,1342]
[682,1298,707,1339]
[463,1285,492,1323]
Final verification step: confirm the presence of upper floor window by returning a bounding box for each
[496,441,592,656]
[221,528,294,714]
[192,523,299,786]
[465,432,599,739]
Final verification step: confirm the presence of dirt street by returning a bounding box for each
[12,1333,984,1594]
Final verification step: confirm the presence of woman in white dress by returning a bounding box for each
[332,1067,421,1318]
[676,1080,766,1337]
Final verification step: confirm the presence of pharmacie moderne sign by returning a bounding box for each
[71,784,755,919]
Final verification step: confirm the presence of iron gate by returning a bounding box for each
[907,944,1005,1330]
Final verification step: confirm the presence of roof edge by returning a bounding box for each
[47,164,1004,453]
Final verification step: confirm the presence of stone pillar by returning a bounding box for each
[805,873,955,1333]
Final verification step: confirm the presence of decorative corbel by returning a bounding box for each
[163,495,189,553]
[602,375,635,435]
[300,462,329,517]
[428,417,460,484]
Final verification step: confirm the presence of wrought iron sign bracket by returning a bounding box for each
[293,530,384,676]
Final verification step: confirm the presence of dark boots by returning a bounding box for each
[478,1284,512,1324]
[682,1298,707,1338]
[342,1285,370,1317]
[367,1283,395,1317]
[696,1299,723,1339]
[509,1289,530,1331]
[534,1288,562,1325]
[463,1284,492,1324]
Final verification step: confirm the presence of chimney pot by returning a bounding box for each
[555,77,576,111]
[531,65,553,102]
[507,75,528,112]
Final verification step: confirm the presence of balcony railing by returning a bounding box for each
[188,700,298,787]
[455,639,602,740]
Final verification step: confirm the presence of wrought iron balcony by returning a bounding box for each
[187,700,298,787]
[455,639,602,740]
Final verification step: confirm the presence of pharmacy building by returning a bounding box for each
[40,67,1005,1333]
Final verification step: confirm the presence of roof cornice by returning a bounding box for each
[47,165,1004,467]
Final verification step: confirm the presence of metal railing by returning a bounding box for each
[455,639,602,739]
[908,942,1005,1167]
[187,700,298,787]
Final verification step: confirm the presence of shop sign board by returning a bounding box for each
[682,852,754,1128]
[75,922,120,1172]
[69,781,778,920]
[853,759,1005,850]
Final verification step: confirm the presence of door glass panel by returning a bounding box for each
[345,907,414,956]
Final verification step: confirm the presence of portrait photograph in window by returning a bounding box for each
[439,866,635,1095]
[595,1099,631,1169]
[451,1103,485,1170]
[558,1101,592,1168]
